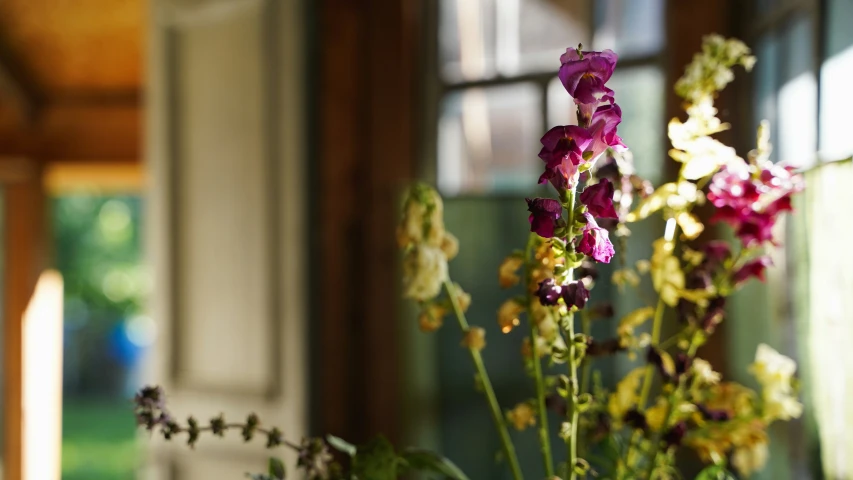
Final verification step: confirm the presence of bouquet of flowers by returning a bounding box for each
[134,35,804,480]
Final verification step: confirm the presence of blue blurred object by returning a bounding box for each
[107,319,144,368]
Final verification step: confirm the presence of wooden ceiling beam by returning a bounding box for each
[0,29,43,121]
[0,103,141,162]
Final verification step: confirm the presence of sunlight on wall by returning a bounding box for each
[23,271,63,480]
[805,162,853,479]
[820,45,853,161]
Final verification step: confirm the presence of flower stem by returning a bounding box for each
[444,280,524,480]
[637,296,667,410]
[562,186,580,480]
[524,234,555,478]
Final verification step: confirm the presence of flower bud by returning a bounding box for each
[461,327,486,351]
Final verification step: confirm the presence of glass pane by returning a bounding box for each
[510,0,589,74]
[546,76,579,127]
[753,33,780,163]
[438,83,543,195]
[593,0,664,58]
[777,16,817,168]
[439,0,497,81]
[607,66,666,184]
[820,0,853,160]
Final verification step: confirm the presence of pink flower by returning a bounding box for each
[577,213,615,263]
[558,49,618,106]
[707,162,803,246]
[580,178,618,219]
[538,125,593,191]
[526,197,563,238]
[733,256,773,285]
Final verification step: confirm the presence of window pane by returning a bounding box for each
[438,83,542,195]
[820,0,853,160]
[511,0,589,74]
[593,0,664,58]
[546,76,578,127]
[753,34,780,163]
[777,16,817,168]
[439,0,497,81]
[607,66,666,184]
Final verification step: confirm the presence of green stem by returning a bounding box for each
[642,335,702,479]
[444,280,524,480]
[637,296,667,411]
[562,186,580,480]
[524,234,555,478]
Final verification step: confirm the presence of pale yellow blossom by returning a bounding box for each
[498,299,524,334]
[498,255,524,288]
[402,245,448,301]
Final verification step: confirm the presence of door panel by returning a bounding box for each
[146,0,306,477]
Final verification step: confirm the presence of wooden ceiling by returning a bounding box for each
[0,0,144,163]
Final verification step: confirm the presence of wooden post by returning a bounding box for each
[2,158,47,480]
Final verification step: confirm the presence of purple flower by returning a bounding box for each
[562,281,589,309]
[697,404,731,422]
[526,198,563,238]
[702,241,731,263]
[577,213,615,263]
[536,278,563,306]
[580,178,618,219]
[538,125,593,191]
[558,48,618,106]
[585,103,626,162]
[664,422,688,447]
[733,256,772,285]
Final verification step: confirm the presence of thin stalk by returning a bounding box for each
[642,336,702,479]
[637,296,667,410]
[562,186,580,480]
[524,234,555,478]
[580,312,592,395]
[444,280,524,480]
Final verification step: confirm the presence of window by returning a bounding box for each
[736,1,853,478]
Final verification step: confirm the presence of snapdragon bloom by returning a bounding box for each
[577,213,615,263]
[558,48,618,108]
[538,125,593,191]
[707,161,803,246]
[535,278,589,309]
[526,197,563,238]
[580,178,618,219]
[586,104,627,161]
[733,256,772,285]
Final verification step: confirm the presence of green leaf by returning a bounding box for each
[268,457,286,479]
[326,434,357,457]
[351,436,398,480]
[399,448,471,480]
[695,465,736,480]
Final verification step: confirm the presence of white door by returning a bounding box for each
[145,0,307,478]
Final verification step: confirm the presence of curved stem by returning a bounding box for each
[524,234,555,478]
[444,280,524,480]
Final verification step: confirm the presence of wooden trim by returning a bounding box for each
[2,159,47,480]
[43,161,144,194]
[315,0,420,445]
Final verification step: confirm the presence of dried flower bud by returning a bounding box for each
[210,414,226,437]
[440,232,459,260]
[418,304,446,333]
[586,338,624,357]
[506,402,537,431]
[242,413,260,442]
[461,327,486,351]
[454,283,472,312]
[402,245,449,301]
[187,416,200,448]
[696,403,731,422]
[266,427,283,448]
[498,299,524,333]
[498,255,524,288]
